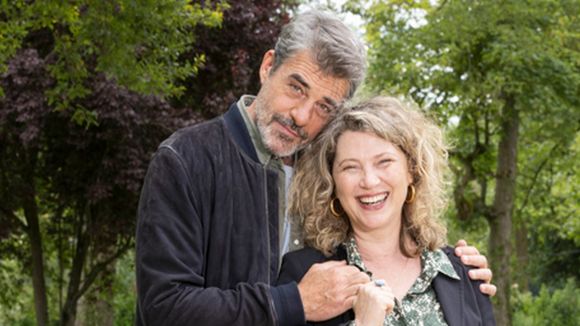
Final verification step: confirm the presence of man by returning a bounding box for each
[136,10,495,325]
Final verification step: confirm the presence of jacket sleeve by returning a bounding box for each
[277,249,353,326]
[437,247,496,326]
[469,266,496,326]
[136,146,304,325]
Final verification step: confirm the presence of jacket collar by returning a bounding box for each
[223,100,260,163]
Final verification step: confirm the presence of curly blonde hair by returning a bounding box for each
[289,96,450,257]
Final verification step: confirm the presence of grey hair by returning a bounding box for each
[273,10,367,99]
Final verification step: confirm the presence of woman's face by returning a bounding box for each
[332,131,413,234]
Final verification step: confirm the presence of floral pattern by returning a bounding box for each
[344,237,459,325]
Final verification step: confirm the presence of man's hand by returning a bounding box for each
[298,260,370,321]
[455,239,497,297]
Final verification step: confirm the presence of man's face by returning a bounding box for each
[248,50,350,157]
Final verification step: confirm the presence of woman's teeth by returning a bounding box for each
[358,193,388,205]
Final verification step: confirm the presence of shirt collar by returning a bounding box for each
[423,248,460,280]
[343,237,371,276]
[342,237,460,283]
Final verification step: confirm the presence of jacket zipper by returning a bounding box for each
[263,164,271,285]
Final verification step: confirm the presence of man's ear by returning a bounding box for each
[259,50,276,83]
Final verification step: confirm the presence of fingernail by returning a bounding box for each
[456,248,462,255]
[462,256,469,264]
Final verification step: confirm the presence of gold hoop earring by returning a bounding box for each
[329,198,342,217]
[405,185,416,204]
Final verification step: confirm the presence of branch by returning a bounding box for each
[516,143,560,216]
[0,203,28,231]
[74,239,133,302]
[452,111,490,220]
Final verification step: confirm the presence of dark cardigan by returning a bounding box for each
[277,246,496,326]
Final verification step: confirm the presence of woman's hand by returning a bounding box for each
[353,280,395,326]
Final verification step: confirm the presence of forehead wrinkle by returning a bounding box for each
[290,73,310,89]
[284,51,349,102]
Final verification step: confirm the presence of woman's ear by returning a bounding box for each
[407,170,414,185]
[259,50,276,83]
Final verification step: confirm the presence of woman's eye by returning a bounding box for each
[379,159,393,166]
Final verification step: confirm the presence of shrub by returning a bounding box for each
[512,278,579,326]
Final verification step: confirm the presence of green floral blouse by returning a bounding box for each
[344,237,459,326]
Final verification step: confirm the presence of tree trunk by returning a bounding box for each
[514,220,529,291]
[23,175,49,326]
[61,212,90,326]
[89,258,115,326]
[75,259,116,326]
[488,96,519,326]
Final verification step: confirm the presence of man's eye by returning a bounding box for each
[290,84,303,94]
[317,103,334,115]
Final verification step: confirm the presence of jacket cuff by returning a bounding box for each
[270,282,305,326]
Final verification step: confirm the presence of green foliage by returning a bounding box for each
[516,126,580,287]
[512,279,580,326]
[0,257,35,325]
[444,209,490,253]
[112,251,137,325]
[0,0,225,125]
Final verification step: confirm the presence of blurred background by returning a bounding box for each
[0,1,578,325]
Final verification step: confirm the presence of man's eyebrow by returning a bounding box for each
[289,73,310,90]
[323,96,339,109]
[289,73,339,109]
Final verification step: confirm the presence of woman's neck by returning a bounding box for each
[353,230,403,263]
[352,230,421,300]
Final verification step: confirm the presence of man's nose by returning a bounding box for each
[289,100,315,127]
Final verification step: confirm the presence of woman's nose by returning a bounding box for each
[360,168,380,188]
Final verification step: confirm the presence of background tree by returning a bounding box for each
[515,127,580,290]
[0,1,223,125]
[179,0,296,118]
[0,48,197,326]
[352,0,580,324]
[1,0,304,324]
[0,1,223,325]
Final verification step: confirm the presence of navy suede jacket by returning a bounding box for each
[136,103,304,325]
[278,246,496,326]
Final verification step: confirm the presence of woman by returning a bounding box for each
[278,96,495,325]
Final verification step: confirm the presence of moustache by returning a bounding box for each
[273,114,308,140]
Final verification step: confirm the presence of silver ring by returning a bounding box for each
[374,279,385,287]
